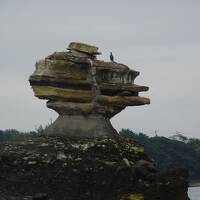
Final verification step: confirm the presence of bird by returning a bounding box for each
[110,52,114,62]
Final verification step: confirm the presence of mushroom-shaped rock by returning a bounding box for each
[29,42,150,137]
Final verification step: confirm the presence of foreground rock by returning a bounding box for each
[0,136,189,200]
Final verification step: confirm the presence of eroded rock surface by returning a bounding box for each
[0,136,189,200]
[29,42,150,137]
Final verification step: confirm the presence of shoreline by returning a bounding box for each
[189,180,200,187]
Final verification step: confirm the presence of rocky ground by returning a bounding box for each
[0,135,189,200]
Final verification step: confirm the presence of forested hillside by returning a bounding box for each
[120,129,200,181]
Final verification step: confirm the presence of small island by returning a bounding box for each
[0,42,189,200]
[29,42,150,138]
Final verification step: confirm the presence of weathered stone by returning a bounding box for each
[0,136,189,200]
[32,86,95,102]
[46,101,122,117]
[98,95,150,107]
[99,83,149,93]
[127,194,144,200]
[44,115,118,137]
[32,193,48,200]
[32,59,89,81]
[29,42,150,137]
[27,161,37,165]
[68,42,101,55]
[56,151,67,161]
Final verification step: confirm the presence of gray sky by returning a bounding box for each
[0,0,200,138]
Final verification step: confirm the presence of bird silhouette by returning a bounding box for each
[110,52,114,62]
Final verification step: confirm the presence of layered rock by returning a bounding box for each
[29,42,150,137]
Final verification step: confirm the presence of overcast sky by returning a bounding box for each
[0,0,199,138]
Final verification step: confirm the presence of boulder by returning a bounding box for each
[68,42,101,55]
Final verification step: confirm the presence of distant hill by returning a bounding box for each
[120,129,200,181]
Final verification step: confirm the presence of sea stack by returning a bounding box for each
[0,42,189,200]
[29,42,150,137]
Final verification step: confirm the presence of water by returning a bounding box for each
[188,187,200,200]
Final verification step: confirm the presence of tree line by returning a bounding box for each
[120,129,200,181]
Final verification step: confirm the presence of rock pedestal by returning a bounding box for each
[0,42,189,200]
[29,42,150,137]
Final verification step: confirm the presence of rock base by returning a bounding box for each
[44,114,118,138]
[0,136,189,200]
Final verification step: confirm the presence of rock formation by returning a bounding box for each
[0,136,189,200]
[0,42,189,200]
[29,42,150,137]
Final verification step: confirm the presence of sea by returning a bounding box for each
[188,187,200,200]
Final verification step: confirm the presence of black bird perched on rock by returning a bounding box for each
[110,52,114,62]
